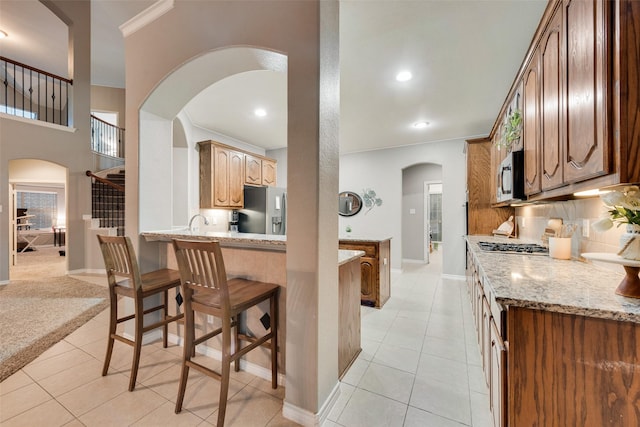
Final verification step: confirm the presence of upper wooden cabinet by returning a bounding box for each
[200,140,278,208]
[489,0,640,203]
[540,6,563,191]
[563,0,609,183]
[523,50,542,195]
[244,154,277,187]
[199,141,244,208]
[261,158,277,186]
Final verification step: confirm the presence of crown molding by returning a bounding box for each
[119,0,174,38]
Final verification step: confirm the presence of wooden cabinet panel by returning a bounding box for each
[541,7,564,190]
[466,138,514,234]
[338,258,361,378]
[228,150,244,207]
[508,307,640,426]
[244,154,262,186]
[245,154,277,187]
[490,320,507,427]
[563,0,609,183]
[359,258,376,303]
[199,141,244,209]
[523,53,542,195]
[481,297,492,387]
[261,159,277,186]
[339,239,391,308]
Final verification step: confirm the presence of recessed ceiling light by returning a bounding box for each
[413,121,430,129]
[254,108,267,117]
[0,30,8,39]
[396,71,412,82]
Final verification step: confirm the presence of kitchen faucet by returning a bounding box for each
[188,214,209,232]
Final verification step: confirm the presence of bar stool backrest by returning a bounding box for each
[97,235,143,294]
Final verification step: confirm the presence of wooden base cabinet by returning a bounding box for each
[508,307,640,426]
[339,238,391,308]
[338,256,362,378]
[466,248,507,427]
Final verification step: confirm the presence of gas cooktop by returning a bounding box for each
[477,241,548,255]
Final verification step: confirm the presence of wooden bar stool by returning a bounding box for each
[172,239,279,426]
[97,234,184,391]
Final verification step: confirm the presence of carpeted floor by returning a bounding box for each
[1,247,109,382]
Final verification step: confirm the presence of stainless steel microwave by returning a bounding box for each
[497,150,525,203]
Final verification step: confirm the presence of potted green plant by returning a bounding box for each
[497,108,522,150]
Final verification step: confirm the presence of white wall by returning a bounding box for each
[339,139,467,276]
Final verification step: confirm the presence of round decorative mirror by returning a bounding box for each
[338,191,363,217]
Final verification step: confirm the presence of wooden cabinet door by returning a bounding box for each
[228,150,244,207]
[262,159,277,186]
[213,147,231,207]
[541,7,564,190]
[490,319,507,427]
[359,257,377,307]
[482,297,492,387]
[244,154,262,186]
[563,0,608,183]
[523,54,541,195]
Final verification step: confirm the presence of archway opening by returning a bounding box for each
[9,159,67,280]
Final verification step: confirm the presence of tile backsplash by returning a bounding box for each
[515,197,625,269]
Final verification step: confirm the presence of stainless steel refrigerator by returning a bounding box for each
[238,186,287,235]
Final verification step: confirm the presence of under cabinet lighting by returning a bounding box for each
[574,189,607,197]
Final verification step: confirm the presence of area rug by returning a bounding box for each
[0,276,109,382]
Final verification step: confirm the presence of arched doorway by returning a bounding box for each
[138,47,287,233]
[9,159,67,280]
[401,163,443,264]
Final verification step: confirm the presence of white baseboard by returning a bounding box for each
[442,273,466,281]
[282,381,340,427]
[402,258,426,264]
[0,280,9,286]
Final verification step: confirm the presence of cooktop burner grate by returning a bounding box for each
[477,241,548,255]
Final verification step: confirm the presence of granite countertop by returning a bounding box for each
[339,235,392,242]
[465,235,640,323]
[141,230,286,251]
[339,250,365,266]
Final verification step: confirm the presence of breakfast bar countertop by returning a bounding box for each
[141,230,286,251]
[465,235,640,323]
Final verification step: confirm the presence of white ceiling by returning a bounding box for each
[0,0,548,154]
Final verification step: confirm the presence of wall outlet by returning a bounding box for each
[582,219,590,237]
[211,217,217,225]
[207,315,214,324]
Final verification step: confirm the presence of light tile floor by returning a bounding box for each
[1,248,491,426]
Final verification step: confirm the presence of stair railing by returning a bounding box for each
[86,170,125,236]
[91,114,125,158]
[1,56,72,126]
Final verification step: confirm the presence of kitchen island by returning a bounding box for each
[141,230,362,381]
[466,235,640,427]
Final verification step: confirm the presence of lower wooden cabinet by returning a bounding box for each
[339,238,391,308]
[466,247,507,427]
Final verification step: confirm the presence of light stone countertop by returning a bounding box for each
[339,250,365,266]
[465,235,640,323]
[339,235,392,242]
[141,230,286,251]
[142,231,366,264]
